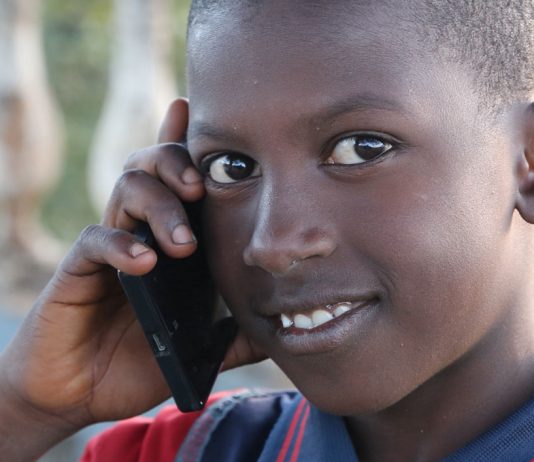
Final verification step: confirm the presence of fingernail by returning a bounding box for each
[172,224,196,245]
[181,167,202,184]
[130,243,150,258]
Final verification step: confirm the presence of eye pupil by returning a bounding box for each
[222,154,255,180]
[354,137,386,160]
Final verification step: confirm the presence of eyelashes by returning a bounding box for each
[325,135,393,166]
[201,153,261,184]
[199,133,397,185]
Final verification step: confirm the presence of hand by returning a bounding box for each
[0,99,265,460]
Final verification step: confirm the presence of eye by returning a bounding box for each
[203,153,261,184]
[325,135,393,165]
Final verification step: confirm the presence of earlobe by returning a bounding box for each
[515,103,534,224]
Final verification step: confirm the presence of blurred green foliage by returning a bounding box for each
[41,0,191,242]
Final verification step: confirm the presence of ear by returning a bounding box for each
[515,103,534,223]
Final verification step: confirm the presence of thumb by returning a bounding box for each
[158,98,189,144]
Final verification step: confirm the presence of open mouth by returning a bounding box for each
[276,298,379,332]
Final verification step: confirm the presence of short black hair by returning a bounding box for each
[420,0,534,111]
[187,0,534,112]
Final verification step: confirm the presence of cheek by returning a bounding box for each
[334,154,514,383]
[202,197,258,320]
[200,149,516,414]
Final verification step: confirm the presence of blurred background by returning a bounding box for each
[0,0,292,460]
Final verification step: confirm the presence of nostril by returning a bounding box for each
[242,225,337,275]
[242,243,297,274]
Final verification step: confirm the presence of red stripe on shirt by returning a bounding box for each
[289,403,311,462]
[275,398,307,462]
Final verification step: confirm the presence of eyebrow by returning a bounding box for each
[188,93,406,143]
[188,121,239,144]
[308,93,406,126]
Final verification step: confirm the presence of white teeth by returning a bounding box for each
[281,313,293,328]
[294,313,313,329]
[279,301,355,330]
[333,303,352,317]
[311,309,334,327]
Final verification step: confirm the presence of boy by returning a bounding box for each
[2,0,534,460]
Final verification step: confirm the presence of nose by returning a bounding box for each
[242,183,337,276]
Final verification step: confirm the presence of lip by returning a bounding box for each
[259,292,378,317]
[272,297,379,356]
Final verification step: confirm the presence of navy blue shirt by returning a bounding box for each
[176,390,534,461]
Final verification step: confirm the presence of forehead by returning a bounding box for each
[186,1,481,143]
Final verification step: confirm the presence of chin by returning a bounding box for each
[277,357,426,417]
[298,382,411,416]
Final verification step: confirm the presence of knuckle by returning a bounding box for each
[146,203,174,222]
[77,225,127,256]
[123,148,146,170]
[122,143,189,173]
[78,224,103,244]
[160,143,190,162]
[76,224,106,255]
[147,201,186,226]
[106,227,128,245]
[115,169,146,192]
[160,142,182,154]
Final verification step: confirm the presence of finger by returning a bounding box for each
[221,331,267,371]
[158,98,189,144]
[102,169,197,259]
[123,143,204,202]
[60,225,157,279]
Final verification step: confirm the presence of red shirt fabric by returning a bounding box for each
[79,391,234,462]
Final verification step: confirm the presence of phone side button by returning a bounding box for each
[149,333,170,357]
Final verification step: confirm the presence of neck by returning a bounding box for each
[345,304,534,462]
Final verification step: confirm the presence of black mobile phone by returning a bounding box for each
[117,200,237,412]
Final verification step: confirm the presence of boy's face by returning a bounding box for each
[186,2,523,414]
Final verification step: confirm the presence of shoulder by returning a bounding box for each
[79,390,298,462]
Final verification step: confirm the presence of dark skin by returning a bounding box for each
[188,2,534,460]
[2,1,534,461]
[0,103,265,461]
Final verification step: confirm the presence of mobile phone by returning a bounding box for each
[117,200,237,412]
